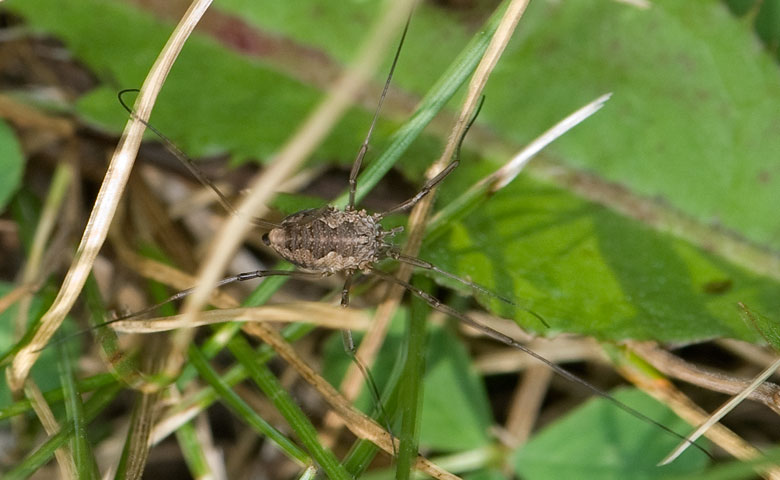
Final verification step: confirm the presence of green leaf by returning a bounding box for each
[418,0,780,343]
[6,0,449,169]
[465,469,507,480]
[483,0,780,251]
[725,0,780,63]
[419,324,491,451]
[214,0,472,97]
[0,120,25,212]
[513,388,710,480]
[426,170,779,342]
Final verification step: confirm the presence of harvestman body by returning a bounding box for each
[114,15,707,461]
[264,207,389,275]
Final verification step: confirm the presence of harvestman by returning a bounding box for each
[113,18,706,458]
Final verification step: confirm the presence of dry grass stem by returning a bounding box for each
[150,402,204,447]
[7,0,214,392]
[504,363,554,447]
[622,363,780,479]
[0,282,37,316]
[243,322,460,480]
[463,311,606,373]
[660,356,780,465]
[194,412,227,479]
[490,93,611,191]
[717,338,779,367]
[435,0,531,175]
[0,93,75,136]
[629,341,780,414]
[25,380,77,480]
[110,303,371,333]
[121,390,163,480]
[474,337,605,374]
[14,161,74,338]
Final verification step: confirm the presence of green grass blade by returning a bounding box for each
[3,382,122,480]
[188,344,309,464]
[395,279,430,480]
[228,335,349,480]
[163,324,315,431]
[176,261,294,387]
[343,439,382,477]
[175,421,212,478]
[0,373,116,422]
[58,343,99,479]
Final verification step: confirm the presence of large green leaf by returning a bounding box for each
[419,0,780,342]
[6,0,449,168]
[426,168,778,341]
[483,1,780,251]
[418,324,492,451]
[514,388,710,480]
[7,0,779,342]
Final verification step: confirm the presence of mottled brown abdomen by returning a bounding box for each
[263,206,385,273]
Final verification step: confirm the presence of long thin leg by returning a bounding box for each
[337,271,396,454]
[391,250,549,327]
[340,273,354,309]
[376,96,485,219]
[340,273,356,352]
[41,269,322,351]
[118,89,278,230]
[108,270,319,329]
[348,14,413,210]
[376,160,459,218]
[368,266,710,458]
[388,250,516,306]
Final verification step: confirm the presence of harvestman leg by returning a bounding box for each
[111,270,322,323]
[387,250,515,305]
[375,95,482,218]
[46,270,323,349]
[339,12,411,361]
[339,273,356,351]
[346,19,411,211]
[377,160,459,218]
[367,266,700,448]
[387,250,551,326]
[337,270,391,442]
[118,89,279,230]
